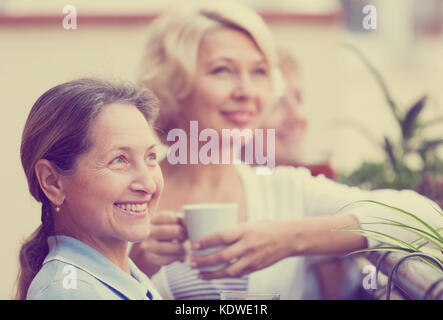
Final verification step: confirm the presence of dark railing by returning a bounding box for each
[353,251,443,300]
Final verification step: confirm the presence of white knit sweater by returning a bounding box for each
[151,164,441,299]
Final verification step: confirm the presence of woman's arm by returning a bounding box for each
[191,168,439,279]
[290,214,368,256]
[190,214,367,280]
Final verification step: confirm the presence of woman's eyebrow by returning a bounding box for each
[207,57,267,67]
[205,57,234,67]
[107,144,157,154]
[252,59,268,67]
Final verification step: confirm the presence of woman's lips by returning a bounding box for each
[220,110,254,126]
[114,201,148,218]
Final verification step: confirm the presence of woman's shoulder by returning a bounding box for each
[27,259,102,300]
[236,163,314,184]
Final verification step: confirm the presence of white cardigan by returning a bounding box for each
[152,164,440,300]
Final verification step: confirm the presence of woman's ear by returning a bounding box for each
[34,159,66,206]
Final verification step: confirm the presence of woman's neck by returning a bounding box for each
[55,222,130,275]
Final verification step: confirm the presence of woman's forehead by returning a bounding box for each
[89,104,154,150]
[199,27,265,63]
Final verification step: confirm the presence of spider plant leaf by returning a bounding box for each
[341,43,400,121]
[351,247,442,269]
[402,95,427,140]
[343,227,419,250]
[365,216,443,248]
[345,246,415,256]
[342,228,400,247]
[418,139,443,154]
[430,204,443,218]
[415,241,429,249]
[340,200,441,238]
[383,137,397,169]
[420,116,443,129]
[348,221,442,249]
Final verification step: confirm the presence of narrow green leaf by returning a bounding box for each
[346,247,415,256]
[340,199,441,239]
[344,228,400,247]
[383,136,397,170]
[344,227,418,251]
[341,43,400,121]
[415,241,429,249]
[402,95,427,140]
[348,248,442,270]
[430,203,443,218]
[366,216,443,248]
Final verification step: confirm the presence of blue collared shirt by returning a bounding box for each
[27,235,163,300]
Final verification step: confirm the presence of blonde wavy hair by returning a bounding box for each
[138,1,282,142]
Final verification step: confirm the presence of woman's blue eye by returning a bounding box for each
[147,153,157,161]
[110,155,126,165]
[211,66,230,74]
[252,68,267,76]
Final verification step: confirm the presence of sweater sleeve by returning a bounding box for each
[288,167,441,248]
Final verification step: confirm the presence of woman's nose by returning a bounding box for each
[232,74,255,100]
[130,166,157,195]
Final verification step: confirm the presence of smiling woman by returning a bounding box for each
[17,78,164,300]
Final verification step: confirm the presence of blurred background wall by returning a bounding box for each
[0,0,442,299]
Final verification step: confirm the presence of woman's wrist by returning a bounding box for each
[276,218,306,258]
[282,215,368,257]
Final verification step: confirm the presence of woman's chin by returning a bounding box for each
[123,226,151,243]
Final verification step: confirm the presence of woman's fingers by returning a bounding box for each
[136,239,186,262]
[193,224,245,249]
[152,210,183,225]
[188,220,295,280]
[149,210,187,241]
[198,256,252,280]
[150,224,187,242]
[143,250,186,266]
[149,240,187,257]
[190,241,245,269]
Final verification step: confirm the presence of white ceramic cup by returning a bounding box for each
[182,203,238,272]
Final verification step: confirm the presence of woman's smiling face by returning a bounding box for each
[58,103,163,244]
[179,27,272,134]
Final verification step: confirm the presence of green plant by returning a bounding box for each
[338,44,443,207]
[339,200,443,270]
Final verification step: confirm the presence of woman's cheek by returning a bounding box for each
[153,167,165,197]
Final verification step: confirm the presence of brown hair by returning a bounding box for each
[16,78,159,299]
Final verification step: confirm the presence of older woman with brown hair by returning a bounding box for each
[17,78,164,299]
[130,2,440,300]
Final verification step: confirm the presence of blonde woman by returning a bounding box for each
[129,2,439,300]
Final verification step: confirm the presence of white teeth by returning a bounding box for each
[115,202,148,214]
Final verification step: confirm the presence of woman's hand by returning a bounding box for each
[129,210,187,277]
[189,220,296,280]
